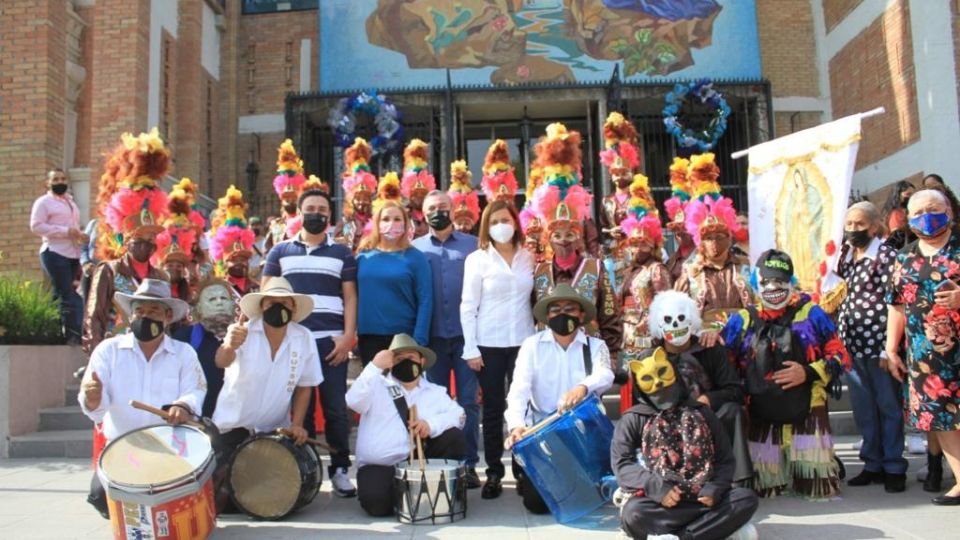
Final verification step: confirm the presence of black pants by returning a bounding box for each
[715,403,754,484]
[518,471,551,514]
[87,472,109,518]
[477,345,519,478]
[212,428,251,514]
[358,334,395,366]
[357,427,466,517]
[40,249,82,342]
[620,487,758,540]
[303,337,352,473]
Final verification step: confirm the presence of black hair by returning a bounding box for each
[298,189,333,211]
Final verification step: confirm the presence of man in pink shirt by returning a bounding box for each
[30,169,87,344]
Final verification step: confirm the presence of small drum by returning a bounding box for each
[229,434,322,520]
[394,459,466,524]
[98,424,216,540]
[513,394,616,523]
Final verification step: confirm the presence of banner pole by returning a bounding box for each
[729,107,886,160]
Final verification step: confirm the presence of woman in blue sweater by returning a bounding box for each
[356,200,433,364]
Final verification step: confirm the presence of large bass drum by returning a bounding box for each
[228,434,322,520]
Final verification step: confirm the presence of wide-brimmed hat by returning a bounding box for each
[238,277,313,323]
[114,279,191,322]
[532,283,597,326]
[389,333,436,369]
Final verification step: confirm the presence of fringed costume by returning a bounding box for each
[599,112,643,295]
[335,137,377,252]
[265,139,306,252]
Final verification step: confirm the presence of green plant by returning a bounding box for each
[608,28,678,77]
[0,274,65,345]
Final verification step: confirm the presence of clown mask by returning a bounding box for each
[629,348,682,411]
[649,290,702,348]
[759,278,793,310]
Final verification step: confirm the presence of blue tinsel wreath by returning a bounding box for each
[662,79,730,152]
[327,91,404,156]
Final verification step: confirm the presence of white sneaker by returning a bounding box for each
[906,434,927,454]
[645,535,680,540]
[852,438,863,450]
[331,467,357,498]
[727,523,759,540]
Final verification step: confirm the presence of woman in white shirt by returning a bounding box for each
[460,199,536,499]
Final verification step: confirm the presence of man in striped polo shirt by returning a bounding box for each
[262,188,359,497]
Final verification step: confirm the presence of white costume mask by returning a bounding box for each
[759,278,793,310]
[648,290,703,347]
[196,284,236,338]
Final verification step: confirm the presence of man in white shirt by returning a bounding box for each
[211,278,322,479]
[504,284,614,514]
[346,333,466,517]
[79,279,206,518]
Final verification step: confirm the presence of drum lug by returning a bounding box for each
[538,440,552,457]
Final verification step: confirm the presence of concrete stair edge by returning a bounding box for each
[8,429,93,459]
[39,405,94,432]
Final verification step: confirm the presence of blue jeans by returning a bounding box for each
[39,249,82,341]
[846,354,908,474]
[426,336,480,467]
[305,337,352,475]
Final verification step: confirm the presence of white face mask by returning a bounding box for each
[660,312,693,347]
[489,223,515,244]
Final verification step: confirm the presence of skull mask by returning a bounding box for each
[648,290,702,348]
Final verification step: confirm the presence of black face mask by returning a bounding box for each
[844,229,872,248]
[263,303,292,328]
[427,210,452,231]
[131,317,165,341]
[547,313,580,336]
[391,358,422,383]
[302,213,329,235]
[227,264,247,278]
[51,183,68,195]
[283,203,298,215]
[643,379,684,411]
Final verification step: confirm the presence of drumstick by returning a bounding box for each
[276,428,335,453]
[411,405,426,471]
[129,400,204,428]
[408,408,416,467]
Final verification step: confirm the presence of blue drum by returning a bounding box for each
[513,394,616,523]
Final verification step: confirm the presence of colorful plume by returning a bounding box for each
[481,139,519,202]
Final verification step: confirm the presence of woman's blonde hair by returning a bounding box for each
[358,199,411,252]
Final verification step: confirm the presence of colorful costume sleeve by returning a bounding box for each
[800,304,852,397]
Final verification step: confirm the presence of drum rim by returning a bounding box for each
[97,423,214,493]
[393,459,467,525]
[229,434,321,520]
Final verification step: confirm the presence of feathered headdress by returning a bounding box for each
[619,174,663,246]
[676,154,741,245]
[527,123,592,233]
[448,160,480,224]
[174,177,207,232]
[210,186,255,275]
[97,128,171,260]
[303,174,330,194]
[401,139,436,206]
[599,112,641,176]
[154,186,197,266]
[341,137,378,199]
[273,139,306,201]
[481,140,518,203]
[663,157,692,224]
[373,171,403,213]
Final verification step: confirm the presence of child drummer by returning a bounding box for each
[611,347,759,540]
[346,333,467,517]
[504,284,614,514]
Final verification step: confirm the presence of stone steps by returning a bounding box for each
[39,405,93,432]
[8,429,93,459]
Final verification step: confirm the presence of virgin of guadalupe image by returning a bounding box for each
[774,163,833,291]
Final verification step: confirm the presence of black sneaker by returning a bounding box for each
[464,467,481,489]
[884,473,907,493]
[847,469,885,486]
[481,473,503,499]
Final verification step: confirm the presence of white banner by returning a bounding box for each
[746,114,862,296]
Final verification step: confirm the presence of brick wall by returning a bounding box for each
[823,0,865,33]
[758,0,820,97]
[829,0,919,170]
[0,1,68,275]
[773,111,823,138]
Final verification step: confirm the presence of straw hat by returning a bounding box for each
[532,283,597,326]
[388,333,436,369]
[114,279,191,322]
[238,277,314,323]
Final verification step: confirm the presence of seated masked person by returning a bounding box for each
[346,333,467,517]
[504,284,614,514]
[612,347,759,540]
[78,279,206,518]
[210,277,322,505]
[644,290,752,484]
[721,250,851,500]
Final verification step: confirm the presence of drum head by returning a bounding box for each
[230,437,303,518]
[100,425,212,488]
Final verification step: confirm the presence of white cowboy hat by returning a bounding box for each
[238,277,313,323]
[114,279,191,322]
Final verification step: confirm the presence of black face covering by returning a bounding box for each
[643,381,684,411]
[227,264,247,278]
[547,313,580,336]
[51,183,68,195]
[283,203,298,215]
[427,210,452,231]
[844,229,871,248]
[302,213,328,235]
[391,358,422,383]
[131,317,165,341]
[263,303,292,328]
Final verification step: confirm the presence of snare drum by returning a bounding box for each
[513,394,616,523]
[98,424,216,540]
[394,459,466,524]
[228,434,322,520]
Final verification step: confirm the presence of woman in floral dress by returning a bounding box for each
[886,189,960,505]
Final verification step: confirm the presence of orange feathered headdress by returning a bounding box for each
[210,186,255,274]
[599,112,641,176]
[448,160,480,224]
[154,186,197,266]
[373,171,403,213]
[401,139,436,206]
[527,123,592,233]
[481,139,518,203]
[273,139,306,201]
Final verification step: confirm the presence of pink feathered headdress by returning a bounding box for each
[401,139,436,205]
[273,139,306,200]
[683,196,740,245]
[528,123,591,232]
[210,186,255,269]
[481,140,518,202]
[449,160,480,223]
[341,137,378,199]
[104,187,168,241]
[600,112,641,174]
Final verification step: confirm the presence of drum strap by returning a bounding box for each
[582,342,592,376]
[387,382,410,431]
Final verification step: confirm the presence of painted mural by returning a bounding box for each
[319,0,760,92]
